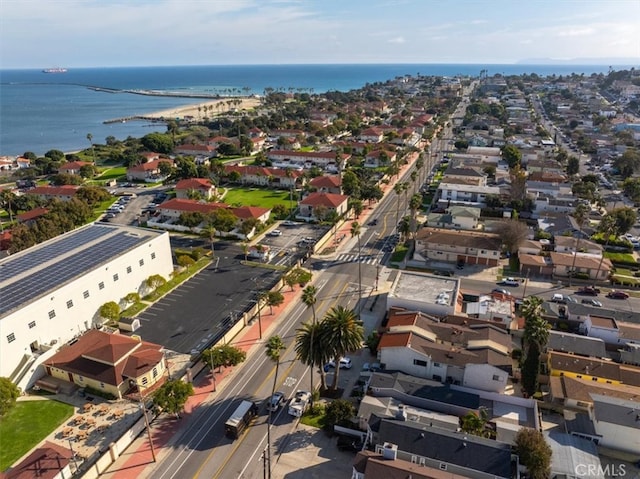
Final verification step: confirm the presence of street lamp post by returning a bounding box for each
[68,438,79,472]
[133,380,156,463]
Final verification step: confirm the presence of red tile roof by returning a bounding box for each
[378,332,412,349]
[232,205,270,219]
[1,441,72,479]
[58,161,92,171]
[299,192,349,208]
[128,159,172,172]
[175,178,213,190]
[159,198,225,214]
[17,207,49,222]
[29,185,79,197]
[309,175,341,188]
[224,165,304,179]
[45,329,163,388]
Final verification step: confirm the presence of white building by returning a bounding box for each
[0,223,173,391]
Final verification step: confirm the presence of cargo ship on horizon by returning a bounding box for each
[42,67,68,73]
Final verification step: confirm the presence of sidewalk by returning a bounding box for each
[100,283,305,479]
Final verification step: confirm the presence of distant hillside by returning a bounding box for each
[517,57,640,66]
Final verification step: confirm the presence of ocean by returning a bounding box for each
[0,63,624,157]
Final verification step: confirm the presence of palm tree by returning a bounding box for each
[200,225,216,257]
[255,291,268,339]
[320,306,364,390]
[295,321,329,390]
[410,170,418,194]
[409,193,422,239]
[568,203,590,286]
[350,221,363,315]
[301,286,318,402]
[594,215,617,283]
[0,189,16,224]
[265,335,286,478]
[393,182,404,228]
[86,133,96,164]
[521,296,550,396]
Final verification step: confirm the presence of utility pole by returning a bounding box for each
[134,381,156,462]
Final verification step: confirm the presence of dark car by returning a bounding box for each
[577,286,600,296]
[581,298,603,307]
[337,435,363,452]
[607,290,630,299]
[367,218,378,226]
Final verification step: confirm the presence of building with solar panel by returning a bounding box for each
[0,223,173,391]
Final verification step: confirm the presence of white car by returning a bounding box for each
[498,278,520,287]
[326,357,352,370]
[267,391,285,412]
[268,229,282,236]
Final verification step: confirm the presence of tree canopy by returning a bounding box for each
[0,378,20,416]
[152,380,194,418]
[515,428,552,479]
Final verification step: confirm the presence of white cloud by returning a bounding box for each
[388,36,405,44]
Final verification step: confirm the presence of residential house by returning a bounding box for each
[352,450,469,479]
[58,160,92,176]
[436,182,502,209]
[297,192,349,222]
[413,228,502,267]
[549,252,611,281]
[308,175,342,195]
[545,431,604,479]
[156,198,270,232]
[377,309,512,392]
[549,375,640,411]
[425,205,481,231]
[28,185,79,202]
[526,158,563,174]
[223,165,304,189]
[1,441,73,479]
[359,127,385,143]
[369,419,513,479]
[175,178,216,200]
[589,394,640,454]
[174,143,217,157]
[17,207,49,225]
[363,149,397,168]
[518,253,553,278]
[267,150,350,172]
[553,236,603,256]
[547,350,640,387]
[547,330,607,359]
[583,315,640,347]
[42,329,166,400]
[126,159,173,182]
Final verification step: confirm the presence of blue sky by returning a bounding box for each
[1,0,638,68]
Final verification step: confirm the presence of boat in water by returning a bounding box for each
[42,67,67,73]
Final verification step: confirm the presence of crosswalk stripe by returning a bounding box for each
[335,254,381,265]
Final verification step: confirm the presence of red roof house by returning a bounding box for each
[298,192,349,221]
[175,178,216,200]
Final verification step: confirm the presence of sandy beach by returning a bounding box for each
[144,97,261,121]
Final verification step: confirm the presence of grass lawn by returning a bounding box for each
[96,166,127,182]
[604,252,637,264]
[224,187,295,209]
[300,406,326,429]
[0,399,74,470]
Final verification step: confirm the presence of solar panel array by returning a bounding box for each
[0,225,114,280]
[0,228,147,317]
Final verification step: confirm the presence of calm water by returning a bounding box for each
[0,64,621,156]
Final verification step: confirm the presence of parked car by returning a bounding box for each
[551,293,567,303]
[367,218,378,226]
[498,278,520,287]
[577,286,600,296]
[491,288,512,296]
[282,220,297,226]
[267,391,285,412]
[607,290,629,299]
[268,229,282,236]
[581,299,603,307]
[326,357,352,370]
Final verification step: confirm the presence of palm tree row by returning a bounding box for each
[295,304,364,393]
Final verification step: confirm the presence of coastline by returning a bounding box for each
[106,97,262,124]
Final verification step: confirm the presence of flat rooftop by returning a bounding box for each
[0,223,167,318]
[389,270,459,307]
